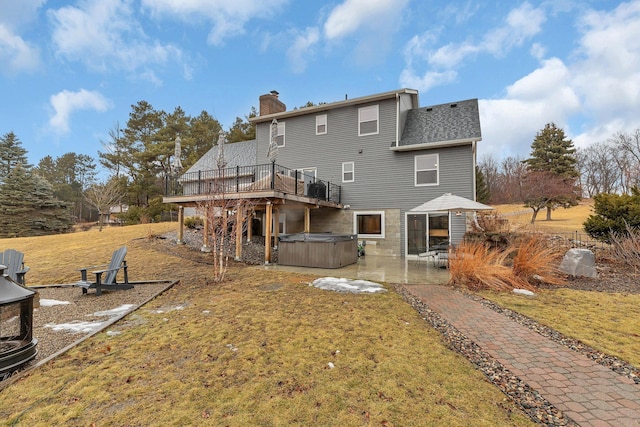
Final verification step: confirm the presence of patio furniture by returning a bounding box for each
[0,249,30,285]
[416,251,437,267]
[75,246,133,296]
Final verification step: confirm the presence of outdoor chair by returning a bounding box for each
[0,249,30,285]
[75,246,133,296]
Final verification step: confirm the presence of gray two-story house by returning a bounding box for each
[251,89,481,258]
[164,88,482,261]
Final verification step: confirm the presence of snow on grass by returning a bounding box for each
[310,277,387,293]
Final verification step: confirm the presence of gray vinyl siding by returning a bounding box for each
[254,95,476,256]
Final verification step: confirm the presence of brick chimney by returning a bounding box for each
[259,90,286,116]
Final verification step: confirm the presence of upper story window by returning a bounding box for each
[276,121,286,147]
[358,105,379,136]
[415,153,439,186]
[316,114,327,135]
[342,161,354,183]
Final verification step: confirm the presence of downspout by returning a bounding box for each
[472,140,477,200]
[395,93,400,148]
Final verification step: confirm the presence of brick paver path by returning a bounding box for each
[404,284,640,427]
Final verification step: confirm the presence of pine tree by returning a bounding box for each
[0,132,30,179]
[524,123,580,220]
[475,166,491,203]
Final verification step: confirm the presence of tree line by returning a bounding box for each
[477,125,640,240]
[479,127,640,211]
[0,101,256,237]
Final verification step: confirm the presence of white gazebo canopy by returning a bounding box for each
[410,193,494,212]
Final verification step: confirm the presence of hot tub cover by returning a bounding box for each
[279,233,356,243]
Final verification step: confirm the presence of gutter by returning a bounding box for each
[390,137,482,152]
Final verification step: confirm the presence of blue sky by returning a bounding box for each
[1,0,639,174]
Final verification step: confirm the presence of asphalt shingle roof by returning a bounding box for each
[398,98,481,147]
[185,139,257,174]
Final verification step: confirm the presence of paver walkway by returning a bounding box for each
[403,284,640,427]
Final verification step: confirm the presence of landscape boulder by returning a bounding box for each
[558,248,597,278]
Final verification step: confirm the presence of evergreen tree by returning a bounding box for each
[475,165,490,203]
[226,107,257,143]
[523,123,580,220]
[0,132,29,179]
[0,165,71,237]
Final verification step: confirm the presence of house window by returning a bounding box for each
[342,162,354,183]
[358,105,378,136]
[316,114,327,135]
[354,211,385,238]
[276,121,285,147]
[415,153,439,186]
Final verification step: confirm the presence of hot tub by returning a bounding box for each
[278,233,358,268]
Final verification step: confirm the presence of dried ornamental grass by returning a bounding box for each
[448,241,532,292]
[511,235,566,286]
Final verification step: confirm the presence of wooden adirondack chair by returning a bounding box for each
[0,249,30,285]
[75,246,133,296]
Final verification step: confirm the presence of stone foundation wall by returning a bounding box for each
[309,208,402,257]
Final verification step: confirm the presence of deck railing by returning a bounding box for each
[164,163,342,205]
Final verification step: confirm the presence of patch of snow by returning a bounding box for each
[106,330,122,337]
[513,288,535,296]
[328,362,335,369]
[150,303,188,314]
[39,299,71,307]
[310,277,387,293]
[45,321,106,334]
[91,304,136,317]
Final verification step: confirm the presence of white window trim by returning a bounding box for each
[277,121,286,147]
[316,114,327,135]
[358,105,379,136]
[415,153,439,186]
[342,161,354,183]
[353,210,385,239]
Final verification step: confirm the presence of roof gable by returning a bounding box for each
[397,99,481,150]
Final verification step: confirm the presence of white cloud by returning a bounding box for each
[401,2,546,91]
[49,89,111,134]
[479,58,580,159]
[572,1,640,125]
[140,0,289,46]
[49,0,182,73]
[323,0,408,40]
[0,25,40,73]
[287,27,320,74]
[0,1,44,73]
[399,69,457,93]
[0,0,46,30]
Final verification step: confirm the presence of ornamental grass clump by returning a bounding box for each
[511,235,566,286]
[448,241,531,292]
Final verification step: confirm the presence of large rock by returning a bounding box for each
[558,248,597,278]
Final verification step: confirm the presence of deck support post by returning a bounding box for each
[235,205,243,261]
[177,205,184,244]
[265,202,272,264]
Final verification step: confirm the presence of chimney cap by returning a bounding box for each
[270,90,279,96]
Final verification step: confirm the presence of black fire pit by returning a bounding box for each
[0,265,38,381]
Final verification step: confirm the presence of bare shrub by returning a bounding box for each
[448,241,532,292]
[511,235,566,286]
[469,212,510,233]
[610,224,640,272]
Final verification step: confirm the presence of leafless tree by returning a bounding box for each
[521,171,579,223]
[84,178,125,231]
[612,129,640,193]
[577,142,622,197]
[198,161,255,283]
